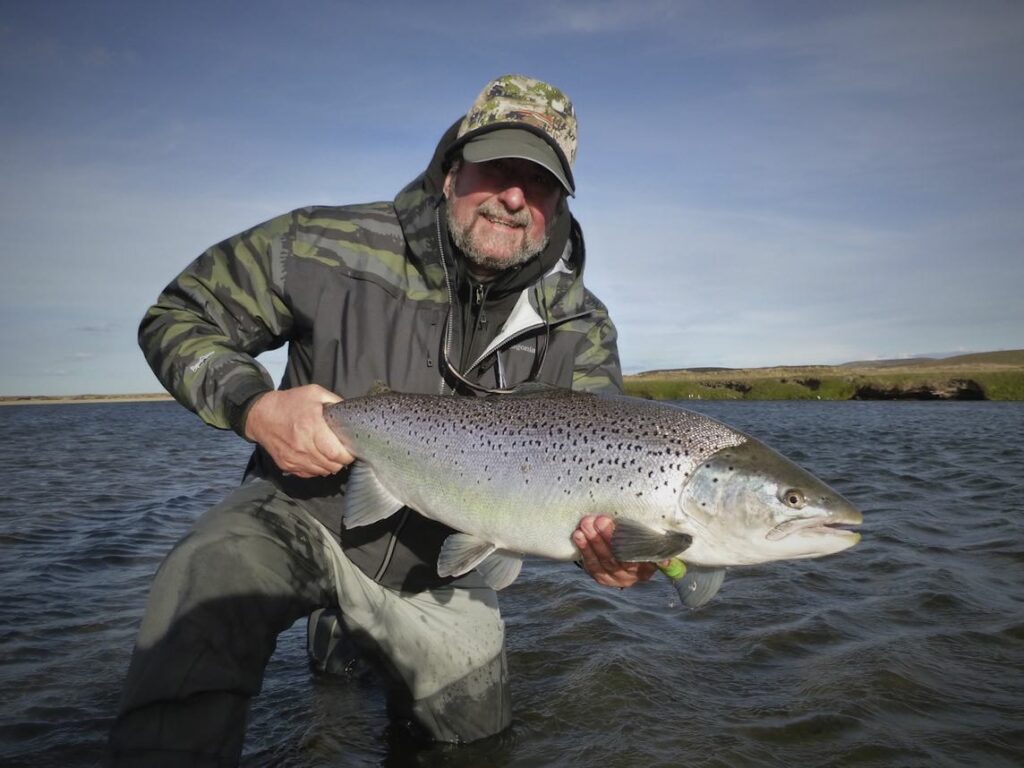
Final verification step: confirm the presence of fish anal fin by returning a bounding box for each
[672,566,727,609]
[474,552,524,590]
[342,462,405,528]
[610,519,692,562]
[438,533,496,579]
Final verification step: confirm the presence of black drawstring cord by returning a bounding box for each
[434,205,552,396]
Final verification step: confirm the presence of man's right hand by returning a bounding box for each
[243,385,354,478]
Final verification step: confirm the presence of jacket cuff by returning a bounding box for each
[225,379,275,439]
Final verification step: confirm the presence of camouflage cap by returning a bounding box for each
[456,74,578,195]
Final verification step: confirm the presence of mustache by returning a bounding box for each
[476,201,531,228]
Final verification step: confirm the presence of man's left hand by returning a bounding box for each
[573,515,659,588]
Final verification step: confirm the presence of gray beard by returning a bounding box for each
[446,204,549,274]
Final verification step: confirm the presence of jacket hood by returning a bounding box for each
[393,118,581,299]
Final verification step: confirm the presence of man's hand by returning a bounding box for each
[243,385,354,478]
[573,515,659,588]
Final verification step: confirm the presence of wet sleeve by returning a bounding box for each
[571,292,624,396]
[138,212,296,436]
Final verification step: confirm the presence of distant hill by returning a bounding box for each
[634,349,1024,376]
[839,350,1024,369]
[625,349,1024,401]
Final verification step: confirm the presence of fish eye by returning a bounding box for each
[781,489,807,509]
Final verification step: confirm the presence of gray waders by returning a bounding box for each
[109,480,510,766]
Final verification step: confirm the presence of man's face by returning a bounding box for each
[444,157,563,275]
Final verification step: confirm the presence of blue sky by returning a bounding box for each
[1,0,1021,396]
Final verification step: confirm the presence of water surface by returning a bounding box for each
[1,401,1022,766]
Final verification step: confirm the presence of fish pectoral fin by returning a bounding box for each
[610,520,693,561]
[341,462,405,528]
[671,566,727,610]
[437,534,496,579]
[474,552,524,591]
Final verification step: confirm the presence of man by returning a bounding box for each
[110,75,655,765]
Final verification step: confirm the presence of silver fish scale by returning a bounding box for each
[326,390,748,558]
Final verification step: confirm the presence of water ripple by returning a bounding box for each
[2,401,1023,766]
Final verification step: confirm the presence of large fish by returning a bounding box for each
[323,388,862,607]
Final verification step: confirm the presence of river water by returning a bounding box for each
[1,400,1022,767]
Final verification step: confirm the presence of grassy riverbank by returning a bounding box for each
[624,350,1024,401]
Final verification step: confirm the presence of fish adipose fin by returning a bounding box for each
[672,566,727,609]
[341,462,405,528]
[474,552,524,590]
[610,519,693,561]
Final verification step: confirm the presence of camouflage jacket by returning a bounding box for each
[139,120,623,591]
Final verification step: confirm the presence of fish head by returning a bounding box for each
[677,438,862,566]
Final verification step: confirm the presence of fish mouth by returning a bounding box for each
[767,513,862,542]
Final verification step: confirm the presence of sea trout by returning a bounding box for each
[323,388,862,607]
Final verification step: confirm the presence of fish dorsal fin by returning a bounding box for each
[474,552,524,590]
[672,566,727,609]
[341,462,405,528]
[474,381,581,400]
[609,519,693,561]
[507,381,561,396]
[437,533,496,579]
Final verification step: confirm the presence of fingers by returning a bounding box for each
[309,427,354,475]
[297,387,351,475]
[573,516,654,589]
[283,420,354,478]
[244,385,355,477]
[573,516,616,582]
[632,562,659,583]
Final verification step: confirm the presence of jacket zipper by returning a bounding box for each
[462,280,491,377]
[474,283,488,330]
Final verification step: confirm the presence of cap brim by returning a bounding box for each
[461,129,575,195]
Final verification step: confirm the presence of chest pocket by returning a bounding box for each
[309,277,447,397]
